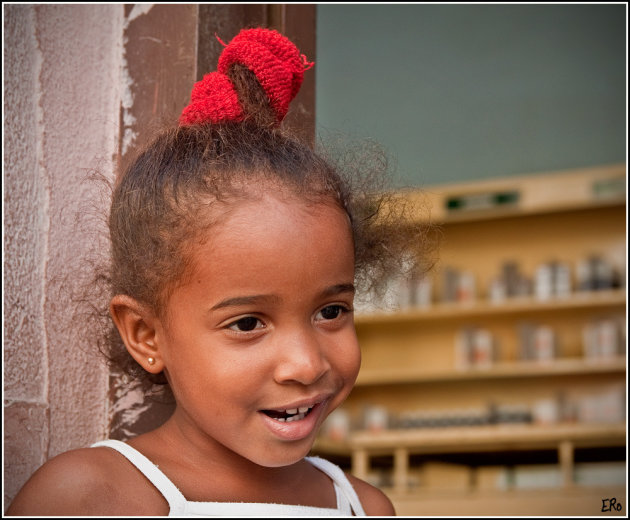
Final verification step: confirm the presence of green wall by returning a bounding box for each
[315,4,626,187]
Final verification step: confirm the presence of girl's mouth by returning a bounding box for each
[259,399,328,441]
[261,405,314,423]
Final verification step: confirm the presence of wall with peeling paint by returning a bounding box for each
[4,4,317,511]
[3,4,124,508]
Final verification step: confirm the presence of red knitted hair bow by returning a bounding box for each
[180,28,313,126]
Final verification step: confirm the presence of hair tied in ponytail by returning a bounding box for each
[179,71,244,125]
[180,28,313,126]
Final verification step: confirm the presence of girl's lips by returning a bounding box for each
[259,400,328,441]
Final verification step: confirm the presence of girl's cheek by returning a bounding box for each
[340,333,362,381]
[352,346,362,380]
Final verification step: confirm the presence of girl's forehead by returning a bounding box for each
[204,182,348,228]
[182,192,355,292]
[189,192,352,259]
[218,193,347,235]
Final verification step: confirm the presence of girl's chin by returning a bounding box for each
[245,443,314,468]
[247,416,325,468]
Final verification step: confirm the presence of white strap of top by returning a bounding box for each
[334,481,351,514]
[91,440,365,516]
[306,456,366,516]
[91,439,188,515]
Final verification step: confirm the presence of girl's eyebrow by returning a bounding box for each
[211,294,281,311]
[210,283,355,311]
[321,283,355,299]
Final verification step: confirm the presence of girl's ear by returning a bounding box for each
[110,295,164,374]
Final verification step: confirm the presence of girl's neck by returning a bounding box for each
[148,410,284,475]
[127,409,328,505]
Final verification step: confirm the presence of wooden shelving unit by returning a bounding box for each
[312,164,627,516]
[355,288,625,325]
[357,355,626,386]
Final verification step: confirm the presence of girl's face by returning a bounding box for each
[155,192,360,467]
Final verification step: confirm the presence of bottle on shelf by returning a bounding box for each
[576,255,622,292]
[518,322,557,363]
[362,404,390,433]
[322,409,351,441]
[575,385,626,424]
[411,275,433,308]
[442,267,477,304]
[582,316,624,361]
[531,397,561,425]
[535,260,572,301]
[455,327,498,369]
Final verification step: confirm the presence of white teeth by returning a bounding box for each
[273,411,309,423]
[266,405,315,423]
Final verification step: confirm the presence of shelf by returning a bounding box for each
[355,289,626,326]
[314,422,626,457]
[395,163,626,225]
[315,423,626,514]
[386,486,627,516]
[352,422,625,452]
[339,166,627,515]
[356,355,626,386]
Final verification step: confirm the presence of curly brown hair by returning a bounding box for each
[100,64,436,393]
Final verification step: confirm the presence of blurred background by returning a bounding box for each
[4,3,626,515]
[316,4,625,187]
[313,5,626,516]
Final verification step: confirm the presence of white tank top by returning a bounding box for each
[91,439,365,516]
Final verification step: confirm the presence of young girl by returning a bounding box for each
[8,27,427,516]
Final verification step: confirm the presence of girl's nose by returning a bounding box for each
[273,328,331,386]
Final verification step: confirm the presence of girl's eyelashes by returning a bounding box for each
[223,304,352,333]
[315,304,352,321]
[226,316,264,332]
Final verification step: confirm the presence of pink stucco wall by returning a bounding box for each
[4,4,124,508]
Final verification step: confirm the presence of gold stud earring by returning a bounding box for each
[147,357,156,366]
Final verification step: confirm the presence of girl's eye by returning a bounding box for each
[228,316,263,332]
[316,305,348,321]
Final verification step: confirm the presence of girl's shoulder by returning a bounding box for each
[345,472,396,516]
[7,445,168,516]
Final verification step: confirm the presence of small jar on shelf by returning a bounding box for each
[487,261,532,304]
[455,327,498,369]
[576,255,623,292]
[534,261,572,301]
[582,316,625,361]
[442,267,477,304]
[518,322,558,363]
